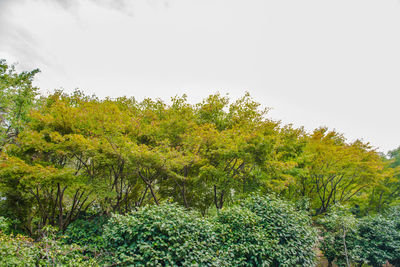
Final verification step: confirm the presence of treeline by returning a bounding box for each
[1,59,400,266]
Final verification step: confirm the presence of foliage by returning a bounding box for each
[0,232,38,266]
[102,204,222,266]
[215,206,274,266]
[62,215,108,257]
[319,205,363,267]
[0,228,98,267]
[102,199,317,266]
[0,216,10,233]
[0,65,391,232]
[0,59,39,147]
[319,205,400,267]
[294,128,386,215]
[242,195,317,266]
[0,152,92,233]
[0,58,399,266]
[357,214,400,266]
[386,206,400,266]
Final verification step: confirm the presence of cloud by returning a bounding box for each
[0,0,135,68]
[0,0,134,16]
[0,0,169,70]
[0,23,59,70]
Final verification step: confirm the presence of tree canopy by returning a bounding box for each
[0,59,399,266]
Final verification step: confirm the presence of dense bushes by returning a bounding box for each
[2,197,400,266]
[242,195,317,266]
[357,206,400,266]
[0,232,39,266]
[357,215,400,266]
[1,195,319,266]
[319,206,362,266]
[320,205,400,267]
[0,229,98,266]
[0,216,10,233]
[62,216,108,257]
[102,204,222,266]
[102,195,317,266]
[215,206,275,266]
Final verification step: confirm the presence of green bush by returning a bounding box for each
[242,195,317,266]
[62,216,107,257]
[215,206,274,266]
[102,204,223,266]
[357,213,400,266]
[319,205,363,267]
[320,225,363,267]
[0,216,10,233]
[0,232,38,266]
[386,206,400,266]
[0,230,98,267]
[319,205,400,267]
[102,198,317,266]
[0,196,321,266]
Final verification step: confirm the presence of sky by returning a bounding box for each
[0,0,399,153]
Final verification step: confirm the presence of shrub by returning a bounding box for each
[386,206,400,266]
[0,216,10,233]
[319,205,363,267]
[0,232,38,266]
[0,230,98,267]
[242,195,317,267]
[319,205,400,267]
[357,214,400,266]
[102,204,222,266]
[62,216,107,257]
[215,206,274,266]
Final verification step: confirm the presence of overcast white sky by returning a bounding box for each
[0,0,399,153]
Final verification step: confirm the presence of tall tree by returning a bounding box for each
[0,59,39,147]
[298,128,385,214]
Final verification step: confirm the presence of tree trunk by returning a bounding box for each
[342,226,350,267]
[213,185,224,209]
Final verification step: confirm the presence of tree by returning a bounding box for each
[0,152,93,233]
[195,93,280,210]
[298,128,385,214]
[0,59,39,147]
